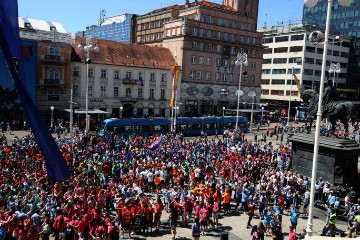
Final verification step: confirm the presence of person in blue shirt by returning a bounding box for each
[289,206,300,232]
[274,206,283,224]
[241,190,250,212]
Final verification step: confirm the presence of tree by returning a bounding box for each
[0,85,18,119]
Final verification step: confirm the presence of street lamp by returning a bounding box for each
[119,106,123,119]
[235,53,248,130]
[50,106,54,129]
[77,36,99,133]
[328,62,341,86]
[261,107,265,122]
[222,107,225,117]
[68,89,78,138]
[304,0,353,237]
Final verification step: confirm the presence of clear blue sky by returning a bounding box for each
[18,0,304,34]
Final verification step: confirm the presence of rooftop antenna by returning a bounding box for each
[264,13,267,30]
[99,9,106,26]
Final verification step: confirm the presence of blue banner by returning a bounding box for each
[0,0,71,181]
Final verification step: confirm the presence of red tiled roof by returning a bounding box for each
[74,37,175,69]
[144,0,235,15]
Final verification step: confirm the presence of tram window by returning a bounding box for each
[204,123,216,130]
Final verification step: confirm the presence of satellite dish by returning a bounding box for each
[235,89,244,97]
[309,31,325,45]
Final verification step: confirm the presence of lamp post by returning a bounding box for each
[235,53,248,130]
[304,0,353,237]
[261,106,265,122]
[50,106,54,129]
[287,58,301,127]
[77,36,99,133]
[119,106,123,119]
[68,89,78,138]
[222,107,225,117]
[329,62,341,86]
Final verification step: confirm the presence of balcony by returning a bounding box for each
[40,55,65,65]
[122,78,138,85]
[120,97,138,102]
[149,80,156,86]
[39,78,65,86]
[160,81,167,86]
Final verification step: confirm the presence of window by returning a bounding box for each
[291,34,304,41]
[100,85,107,97]
[216,58,221,67]
[73,67,80,77]
[192,27,198,36]
[306,46,315,53]
[207,30,212,38]
[161,73,167,82]
[275,36,289,42]
[206,44,213,52]
[241,22,246,30]
[126,71,132,79]
[215,72,221,81]
[290,46,303,52]
[197,71,203,80]
[125,88,131,98]
[250,75,255,84]
[217,32,222,40]
[223,33,228,41]
[88,85,93,97]
[232,20,237,28]
[261,79,270,84]
[198,56,204,65]
[304,69,314,75]
[230,34,235,42]
[217,45,222,53]
[88,68,94,78]
[160,89,165,99]
[191,55,197,64]
[263,59,272,64]
[224,19,229,27]
[333,50,340,56]
[208,16,214,24]
[47,90,59,101]
[222,73,228,82]
[205,71,211,81]
[240,35,245,43]
[272,79,285,85]
[229,73,234,82]
[217,18,222,25]
[274,47,288,53]
[138,88,143,98]
[49,69,59,80]
[273,58,287,64]
[231,47,236,55]
[316,59,322,65]
[206,57,212,66]
[49,46,60,56]
[262,69,271,74]
[200,14,206,22]
[199,43,205,51]
[251,62,256,70]
[149,89,155,99]
[243,75,248,83]
[114,87,119,97]
[199,29,205,36]
[74,85,79,97]
[114,70,120,79]
[272,69,286,74]
[150,73,156,81]
[190,70,196,79]
[248,23,252,31]
[192,42,198,49]
[263,37,273,44]
[101,69,107,78]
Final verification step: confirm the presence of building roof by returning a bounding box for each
[144,0,235,16]
[18,17,67,33]
[74,37,175,69]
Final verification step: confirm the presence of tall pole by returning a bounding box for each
[85,50,89,133]
[235,53,247,130]
[306,0,337,236]
[50,106,54,129]
[250,96,254,133]
[70,89,73,138]
[287,60,295,127]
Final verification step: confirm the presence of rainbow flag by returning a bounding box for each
[170,65,181,107]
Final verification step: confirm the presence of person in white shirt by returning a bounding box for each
[147,171,155,193]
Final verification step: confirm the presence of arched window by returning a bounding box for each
[49,69,59,80]
[126,88,131,97]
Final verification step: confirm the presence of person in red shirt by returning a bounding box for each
[199,204,209,236]
[247,200,255,228]
[154,199,163,232]
[122,206,132,239]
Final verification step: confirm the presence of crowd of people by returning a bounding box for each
[0,125,358,240]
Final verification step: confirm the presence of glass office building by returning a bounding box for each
[75,13,136,43]
[303,0,360,88]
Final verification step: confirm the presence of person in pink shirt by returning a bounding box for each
[199,204,209,236]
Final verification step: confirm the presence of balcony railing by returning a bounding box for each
[120,97,138,102]
[122,78,138,84]
[40,55,65,63]
[40,79,65,85]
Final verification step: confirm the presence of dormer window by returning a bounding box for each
[49,46,60,56]
[24,22,33,30]
[50,26,57,31]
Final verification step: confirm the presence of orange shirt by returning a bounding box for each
[223,192,230,204]
[154,176,161,186]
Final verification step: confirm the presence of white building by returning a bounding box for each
[260,23,350,116]
[72,38,177,123]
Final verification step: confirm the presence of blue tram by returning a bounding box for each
[100,116,248,137]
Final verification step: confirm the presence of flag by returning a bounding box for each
[170,65,181,107]
[0,0,71,181]
[145,135,162,151]
[293,74,303,93]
